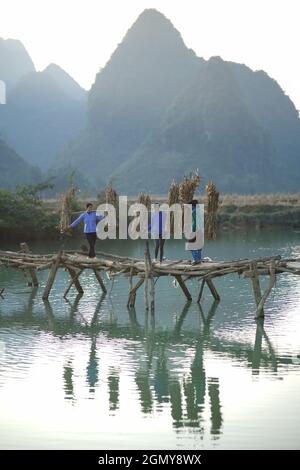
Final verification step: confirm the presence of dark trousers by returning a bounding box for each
[155,237,165,262]
[86,232,97,258]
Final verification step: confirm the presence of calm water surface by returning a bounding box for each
[0,230,300,449]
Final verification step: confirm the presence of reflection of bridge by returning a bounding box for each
[1,245,300,318]
[0,290,294,435]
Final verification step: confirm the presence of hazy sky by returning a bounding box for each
[1,0,300,109]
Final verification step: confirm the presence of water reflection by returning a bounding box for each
[86,296,105,394]
[63,359,74,401]
[0,289,297,442]
[108,368,120,412]
[252,318,277,374]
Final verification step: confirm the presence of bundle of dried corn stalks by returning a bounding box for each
[205,181,219,240]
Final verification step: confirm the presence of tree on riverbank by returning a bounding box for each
[0,182,59,242]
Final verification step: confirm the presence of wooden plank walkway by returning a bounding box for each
[1,245,300,319]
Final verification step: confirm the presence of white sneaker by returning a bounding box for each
[152,258,157,263]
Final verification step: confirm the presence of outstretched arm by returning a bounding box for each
[69,213,85,229]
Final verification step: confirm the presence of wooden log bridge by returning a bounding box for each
[1,246,300,319]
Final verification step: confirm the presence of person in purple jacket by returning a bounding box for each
[68,203,105,258]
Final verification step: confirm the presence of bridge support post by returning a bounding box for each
[127,277,144,308]
[93,269,107,294]
[42,252,62,300]
[250,262,264,318]
[174,275,192,301]
[20,242,39,287]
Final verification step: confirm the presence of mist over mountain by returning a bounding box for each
[0,38,86,176]
[0,38,35,91]
[59,9,300,194]
[0,71,85,169]
[43,63,86,101]
[59,9,202,180]
[115,57,279,193]
[229,62,300,183]
[0,138,41,189]
[1,9,300,195]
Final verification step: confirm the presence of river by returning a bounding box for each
[0,229,299,449]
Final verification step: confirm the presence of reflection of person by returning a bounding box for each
[208,379,223,437]
[169,380,183,428]
[63,359,74,400]
[86,337,98,393]
[108,369,120,412]
[68,203,105,258]
[185,199,204,265]
[135,369,153,414]
[154,346,169,403]
[149,203,166,263]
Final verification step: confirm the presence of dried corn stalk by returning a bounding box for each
[205,181,219,240]
[168,179,180,206]
[167,180,180,235]
[105,182,118,208]
[59,186,76,233]
[138,192,151,209]
[179,171,201,204]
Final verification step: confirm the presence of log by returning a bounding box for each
[63,269,83,298]
[173,300,192,336]
[242,268,270,278]
[43,300,55,329]
[144,243,150,311]
[197,279,206,303]
[255,260,276,318]
[249,262,263,317]
[67,267,84,294]
[252,319,263,371]
[203,267,240,279]
[174,275,192,301]
[146,241,155,312]
[206,277,220,301]
[66,249,140,262]
[127,277,145,308]
[93,269,107,294]
[42,251,62,300]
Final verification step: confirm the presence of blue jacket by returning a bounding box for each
[69,211,105,233]
[148,211,166,238]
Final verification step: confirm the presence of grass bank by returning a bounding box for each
[1,191,300,243]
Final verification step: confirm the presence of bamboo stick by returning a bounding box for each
[42,251,62,300]
[64,269,83,298]
[255,260,276,318]
[197,279,205,303]
[174,275,192,301]
[127,277,145,308]
[93,269,107,294]
[249,262,263,316]
[206,278,221,301]
[20,243,39,287]
[67,267,84,295]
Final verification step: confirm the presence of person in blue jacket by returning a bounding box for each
[148,203,166,263]
[68,202,105,258]
[185,199,204,265]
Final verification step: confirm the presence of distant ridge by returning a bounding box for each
[58,9,300,193]
[43,63,86,101]
[1,9,300,194]
[59,8,202,180]
[0,138,41,189]
[0,37,35,91]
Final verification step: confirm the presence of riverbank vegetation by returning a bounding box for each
[1,184,300,243]
[0,183,59,242]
